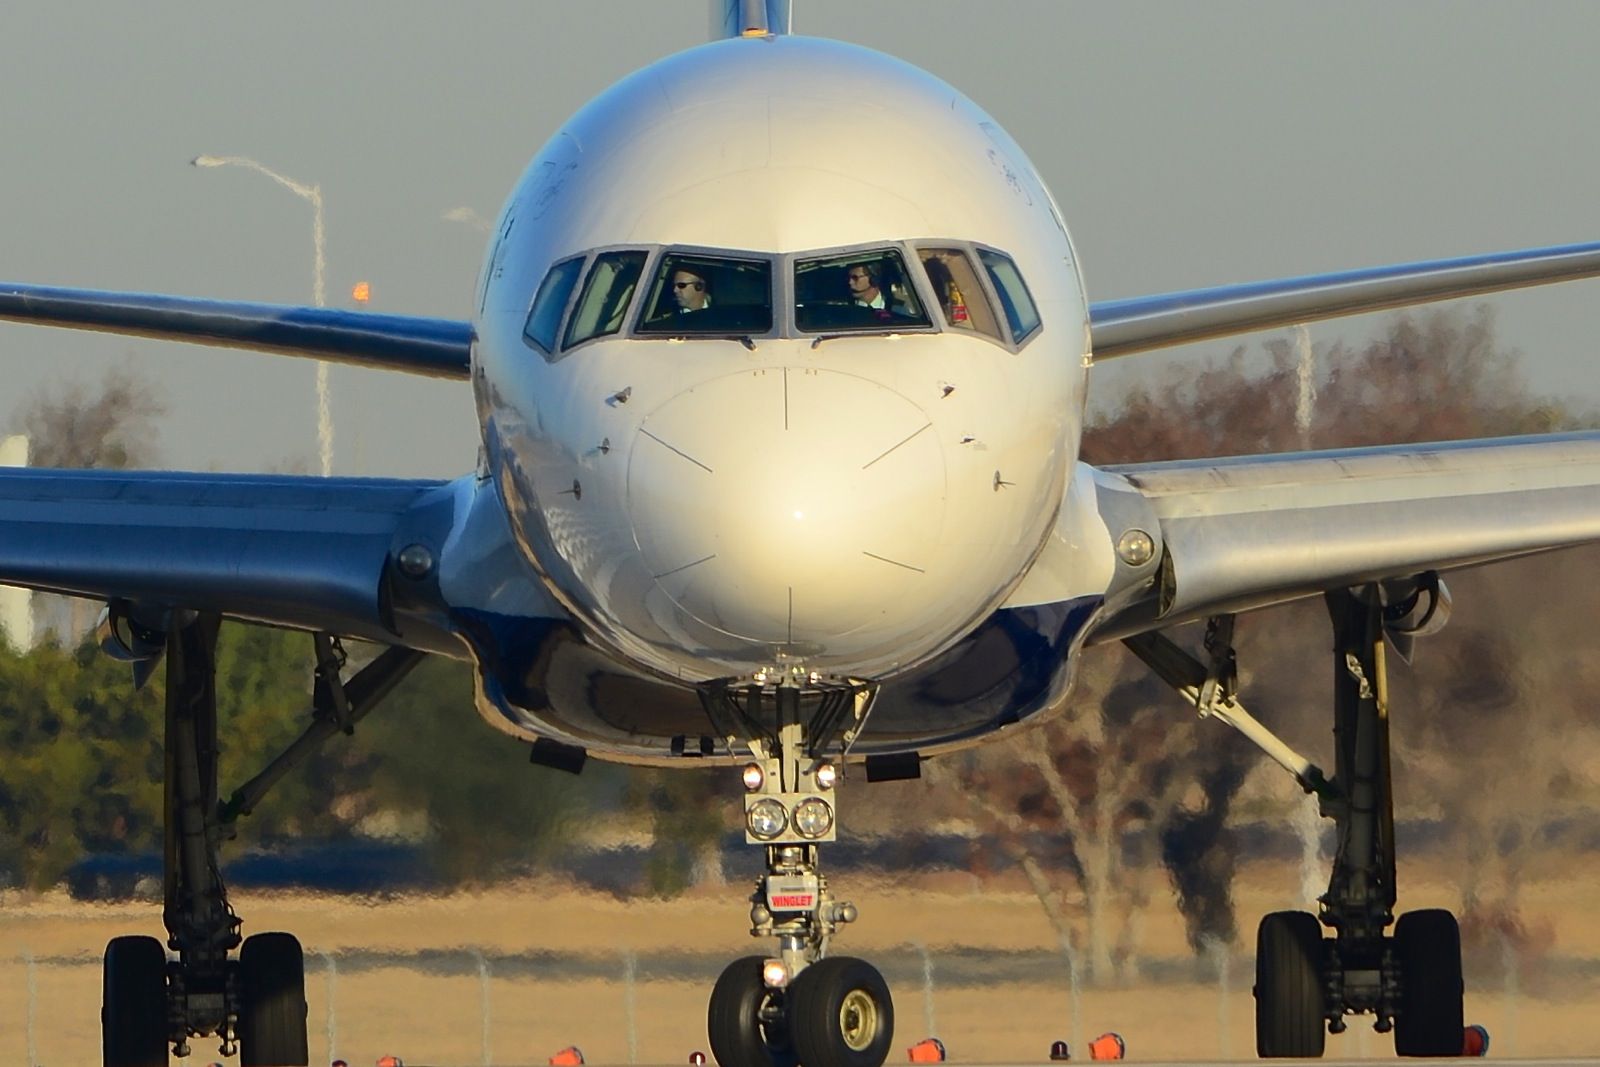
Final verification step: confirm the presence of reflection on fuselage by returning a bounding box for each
[470,35,1092,696]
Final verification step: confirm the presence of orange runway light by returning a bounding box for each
[1088,1032,1125,1060]
[351,281,371,303]
[549,1046,585,1066]
[907,1037,946,1062]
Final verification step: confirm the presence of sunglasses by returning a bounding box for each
[674,281,705,290]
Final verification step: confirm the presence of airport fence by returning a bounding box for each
[3,935,1577,1066]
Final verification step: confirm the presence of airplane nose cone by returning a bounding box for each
[628,367,946,652]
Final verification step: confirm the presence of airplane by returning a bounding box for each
[5,1,1600,1064]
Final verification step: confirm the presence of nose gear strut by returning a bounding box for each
[703,681,896,1067]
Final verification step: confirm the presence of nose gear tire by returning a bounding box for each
[787,956,895,1067]
[708,956,799,1067]
[102,935,169,1067]
[1254,911,1327,1058]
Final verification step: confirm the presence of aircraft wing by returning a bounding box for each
[0,467,465,647]
[1088,241,1600,362]
[0,283,472,380]
[1076,432,1600,641]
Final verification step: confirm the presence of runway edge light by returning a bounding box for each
[1088,1032,1125,1060]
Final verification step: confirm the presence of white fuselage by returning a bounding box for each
[472,35,1091,684]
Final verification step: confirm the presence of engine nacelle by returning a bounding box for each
[1381,572,1452,639]
[96,600,169,662]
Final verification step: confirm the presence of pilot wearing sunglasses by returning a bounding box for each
[671,268,712,313]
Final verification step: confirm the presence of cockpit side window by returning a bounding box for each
[794,249,931,333]
[976,249,1041,344]
[917,248,1003,342]
[523,256,585,356]
[636,253,773,335]
[564,250,647,350]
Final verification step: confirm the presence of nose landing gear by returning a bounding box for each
[704,686,895,1067]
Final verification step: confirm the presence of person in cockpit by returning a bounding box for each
[671,267,712,314]
[845,262,889,312]
[844,260,912,321]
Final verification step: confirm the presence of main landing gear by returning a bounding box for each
[100,611,421,1066]
[702,682,895,1067]
[1127,584,1465,1058]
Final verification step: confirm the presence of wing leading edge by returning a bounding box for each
[1079,432,1600,641]
[1089,241,1600,362]
[0,284,472,380]
[0,468,464,649]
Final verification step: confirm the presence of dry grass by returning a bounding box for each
[5,856,1600,1065]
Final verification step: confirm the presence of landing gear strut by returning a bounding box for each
[100,615,422,1066]
[1128,585,1465,1058]
[703,682,895,1067]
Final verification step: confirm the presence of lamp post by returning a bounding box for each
[192,154,333,476]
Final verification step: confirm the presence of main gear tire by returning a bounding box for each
[102,935,168,1067]
[239,932,310,1067]
[1254,911,1327,1058]
[1393,909,1464,1057]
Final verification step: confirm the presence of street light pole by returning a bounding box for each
[192,154,333,476]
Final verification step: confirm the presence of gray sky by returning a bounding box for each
[3,2,1598,476]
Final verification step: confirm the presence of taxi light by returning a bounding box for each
[742,763,765,791]
[792,797,833,838]
[814,762,837,790]
[761,958,789,988]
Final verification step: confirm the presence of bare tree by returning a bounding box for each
[8,364,167,639]
[14,363,165,470]
[933,305,1595,985]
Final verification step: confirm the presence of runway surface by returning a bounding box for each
[365,1062,1600,1067]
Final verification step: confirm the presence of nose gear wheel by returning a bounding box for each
[707,956,798,1067]
[705,687,894,1067]
[789,956,895,1067]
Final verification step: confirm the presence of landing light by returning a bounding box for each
[814,762,837,790]
[793,797,834,838]
[742,763,765,791]
[748,798,788,839]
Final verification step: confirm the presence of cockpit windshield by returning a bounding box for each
[565,250,646,349]
[635,253,773,335]
[529,242,1037,351]
[794,248,931,333]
